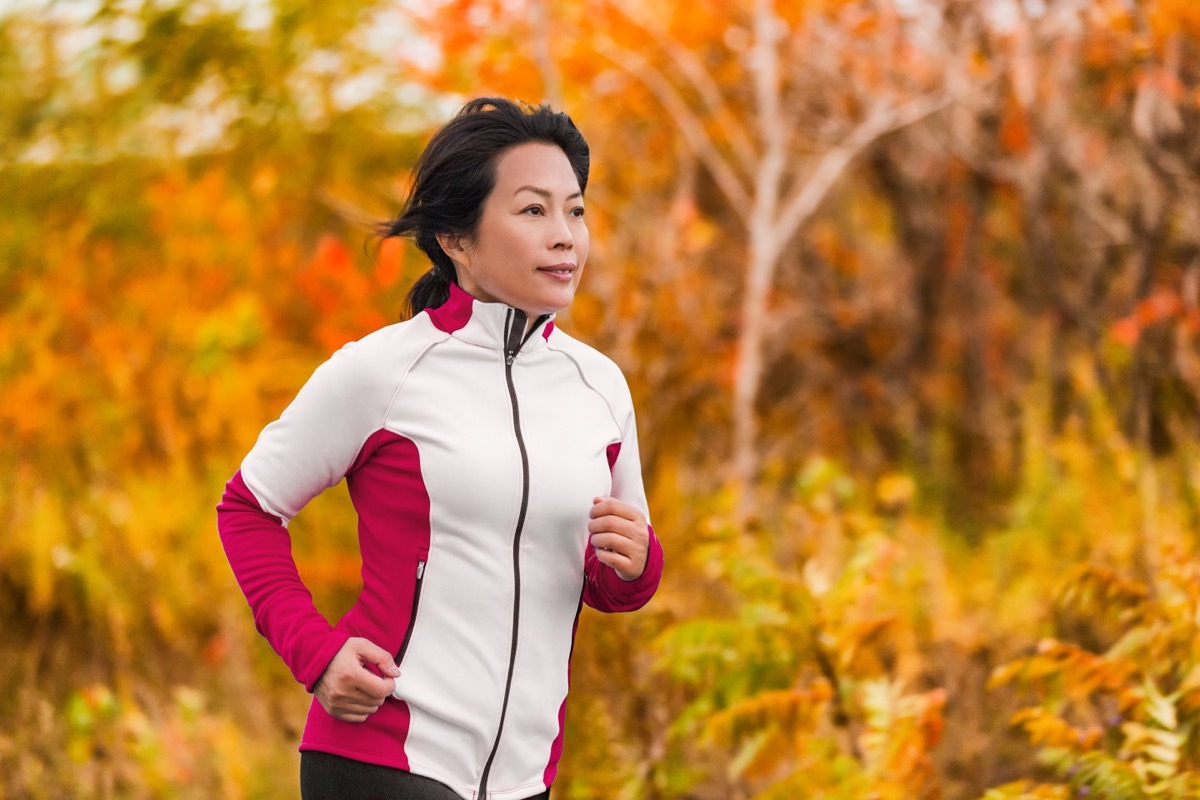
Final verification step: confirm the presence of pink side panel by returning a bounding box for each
[426,281,474,333]
[300,428,432,769]
[605,442,621,470]
[543,601,583,787]
[542,320,556,340]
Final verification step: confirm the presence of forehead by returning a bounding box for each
[492,142,580,195]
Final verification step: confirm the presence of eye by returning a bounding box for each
[522,205,544,216]
[571,206,586,218]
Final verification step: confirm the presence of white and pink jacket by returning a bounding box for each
[217,283,663,800]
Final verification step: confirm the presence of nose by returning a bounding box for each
[550,211,573,250]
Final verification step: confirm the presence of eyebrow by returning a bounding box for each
[513,185,583,201]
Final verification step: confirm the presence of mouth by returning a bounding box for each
[537,263,577,281]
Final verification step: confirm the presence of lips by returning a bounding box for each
[537,263,576,281]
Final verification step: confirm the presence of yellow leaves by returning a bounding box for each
[21,489,69,614]
[990,545,1200,796]
[1056,563,1148,619]
[991,638,1136,698]
[706,682,834,782]
[875,472,915,511]
[858,679,945,798]
[1010,707,1101,750]
[983,781,1071,799]
[1122,721,1180,767]
[61,682,273,799]
[1117,682,1187,795]
[708,684,833,737]
[836,612,899,673]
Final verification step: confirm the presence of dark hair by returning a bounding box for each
[379,97,591,317]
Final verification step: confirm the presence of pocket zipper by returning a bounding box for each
[394,557,427,665]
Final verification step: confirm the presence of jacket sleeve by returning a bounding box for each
[583,395,664,613]
[216,341,387,691]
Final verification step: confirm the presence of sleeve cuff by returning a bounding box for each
[586,524,664,612]
[300,629,354,693]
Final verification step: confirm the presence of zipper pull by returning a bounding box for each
[416,560,426,580]
[505,308,526,366]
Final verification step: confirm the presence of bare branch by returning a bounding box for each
[772,92,955,261]
[529,0,563,108]
[592,33,753,225]
[605,0,759,178]
[752,0,785,159]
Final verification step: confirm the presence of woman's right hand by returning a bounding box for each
[313,637,400,723]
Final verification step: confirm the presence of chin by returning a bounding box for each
[526,291,576,317]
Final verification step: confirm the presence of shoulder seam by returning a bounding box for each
[346,326,450,468]
[545,344,624,439]
[381,336,447,429]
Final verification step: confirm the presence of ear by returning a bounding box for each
[435,232,471,268]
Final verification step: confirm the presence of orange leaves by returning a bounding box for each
[1109,286,1200,347]
[294,551,364,592]
[1147,0,1200,46]
[991,638,1137,701]
[990,545,1200,795]
[705,680,842,786]
[374,235,406,289]
[1110,316,1141,347]
[875,472,916,511]
[859,680,946,797]
[408,0,546,101]
[1009,707,1102,750]
[297,234,395,354]
[999,100,1033,154]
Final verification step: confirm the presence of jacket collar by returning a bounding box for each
[426,282,556,354]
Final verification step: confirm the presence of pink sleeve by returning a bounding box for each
[583,524,663,612]
[582,404,663,612]
[217,470,351,691]
[216,341,389,690]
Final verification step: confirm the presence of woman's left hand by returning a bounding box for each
[588,496,649,581]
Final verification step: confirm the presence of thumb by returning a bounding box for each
[353,638,402,680]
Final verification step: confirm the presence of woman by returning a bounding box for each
[217,97,664,800]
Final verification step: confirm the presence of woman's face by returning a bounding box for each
[443,142,589,318]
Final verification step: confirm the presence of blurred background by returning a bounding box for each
[3,0,1200,797]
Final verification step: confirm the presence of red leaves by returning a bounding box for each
[297,234,395,353]
[1109,287,1199,346]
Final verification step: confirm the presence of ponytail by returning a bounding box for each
[377,214,458,318]
[405,263,454,318]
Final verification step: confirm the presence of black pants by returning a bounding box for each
[300,751,551,800]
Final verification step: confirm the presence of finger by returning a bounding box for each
[320,694,382,722]
[590,532,641,555]
[335,695,387,715]
[354,639,402,679]
[349,670,397,700]
[594,546,636,574]
[589,497,644,523]
[347,640,401,698]
[342,684,392,704]
[587,515,645,540]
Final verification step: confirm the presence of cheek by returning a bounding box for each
[576,227,591,264]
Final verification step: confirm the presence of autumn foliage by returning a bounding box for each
[4,0,1200,798]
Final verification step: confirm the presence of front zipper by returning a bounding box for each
[394,553,427,665]
[477,308,549,799]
